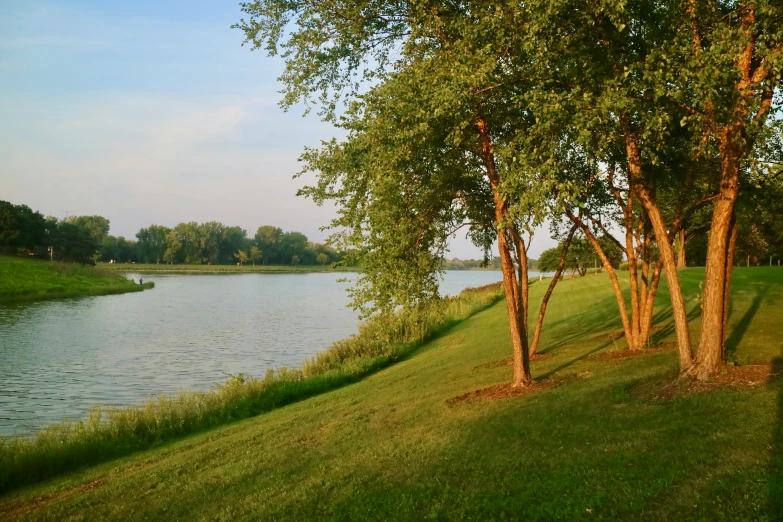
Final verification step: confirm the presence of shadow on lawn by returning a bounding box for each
[770,345,783,518]
[533,292,624,353]
[724,285,770,362]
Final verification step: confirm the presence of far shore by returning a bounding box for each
[100,263,507,274]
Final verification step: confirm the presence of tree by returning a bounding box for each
[254,226,282,264]
[163,231,182,264]
[290,254,300,266]
[173,222,204,264]
[234,249,248,266]
[50,222,99,265]
[137,225,171,264]
[280,231,308,265]
[249,246,262,266]
[239,0,561,387]
[316,252,329,265]
[65,215,110,244]
[0,201,46,254]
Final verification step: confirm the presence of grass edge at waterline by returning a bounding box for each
[0,283,504,494]
[0,256,154,304]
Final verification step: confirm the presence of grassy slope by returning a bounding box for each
[99,263,357,273]
[0,256,153,303]
[2,268,782,520]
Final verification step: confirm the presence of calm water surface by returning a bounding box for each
[0,271,503,436]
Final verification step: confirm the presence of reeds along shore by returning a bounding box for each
[0,283,503,493]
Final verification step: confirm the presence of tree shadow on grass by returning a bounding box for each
[724,285,770,362]
[532,293,626,354]
[769,346,783,518]
[536,338,615,380]
[646,303,702,347]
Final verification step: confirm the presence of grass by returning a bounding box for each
[0,283,504,494]
[1,267,782,520]
[99,262,359,273]
[0,256,154,303]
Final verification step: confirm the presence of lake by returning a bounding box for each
[0,270,509,436]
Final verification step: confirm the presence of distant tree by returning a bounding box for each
[137,225,171,264]
[280,231,308,264]
[536,247,563,274]
[234,249,248,266]
[222,226,248,264]
[316,252,329,265]
[173,222,204,264]
[291,254,300,266]
[65,215,110,244]
[163,231,182,264]
[249,246,261,266]
[254,226,282,264]
[0,201,46,254]
[51,222,99,264]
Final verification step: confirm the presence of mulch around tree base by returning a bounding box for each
[632,364,782,401]
[448,379,559,405]
[588,343,676,361]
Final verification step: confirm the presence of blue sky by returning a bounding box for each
[0,0,554,259]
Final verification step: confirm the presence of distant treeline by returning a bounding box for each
[441,257,538,271]
[0,200,342,266]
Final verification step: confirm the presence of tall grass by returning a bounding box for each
[0,283,503,493]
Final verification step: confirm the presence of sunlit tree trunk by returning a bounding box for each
[693,137,742,378]
[677,228,687,269]
[566,209,633,343]
[625,131,694,373]
[722,216,738,352]
[477,114,531,387]
[530,223,577,356]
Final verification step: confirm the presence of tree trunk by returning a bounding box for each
[476,113,531,387]
[677,228,687,269]
[640,261,664,346]
[626,132,693,373]
[530,223,577,356]
[623,192,642,351]
[566,210,634,343]
[722,217,738,351]
[691,131,742,380]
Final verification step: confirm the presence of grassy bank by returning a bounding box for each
[0,256,154,304]
[1,268,782,520]
[99,262,358,273]
[0,283,504,494]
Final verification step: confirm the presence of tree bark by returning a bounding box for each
[530,223,578,356]
[476,113,531,387]
[722,216,738,352]
[566,209,634,343]
[640,260,664,346]
[691,127,742,379]
[625,131,693,373]
[622,192,642,351]
[677,228,687,269]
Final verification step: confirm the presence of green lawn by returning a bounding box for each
[99,262,358,273]
[0,256,153,303]
[1,267,781,520]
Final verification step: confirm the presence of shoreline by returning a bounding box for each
[0,282,155,304]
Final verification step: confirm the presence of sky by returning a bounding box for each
[0,0,557,259]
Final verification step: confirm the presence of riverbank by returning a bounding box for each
[99,262,359,273]
[0,283,504,494]
[0,256,153,304]
[2,268,781,519]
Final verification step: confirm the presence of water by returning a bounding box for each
[0,270,504,436]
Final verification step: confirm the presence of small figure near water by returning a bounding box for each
[139,277,143,285]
